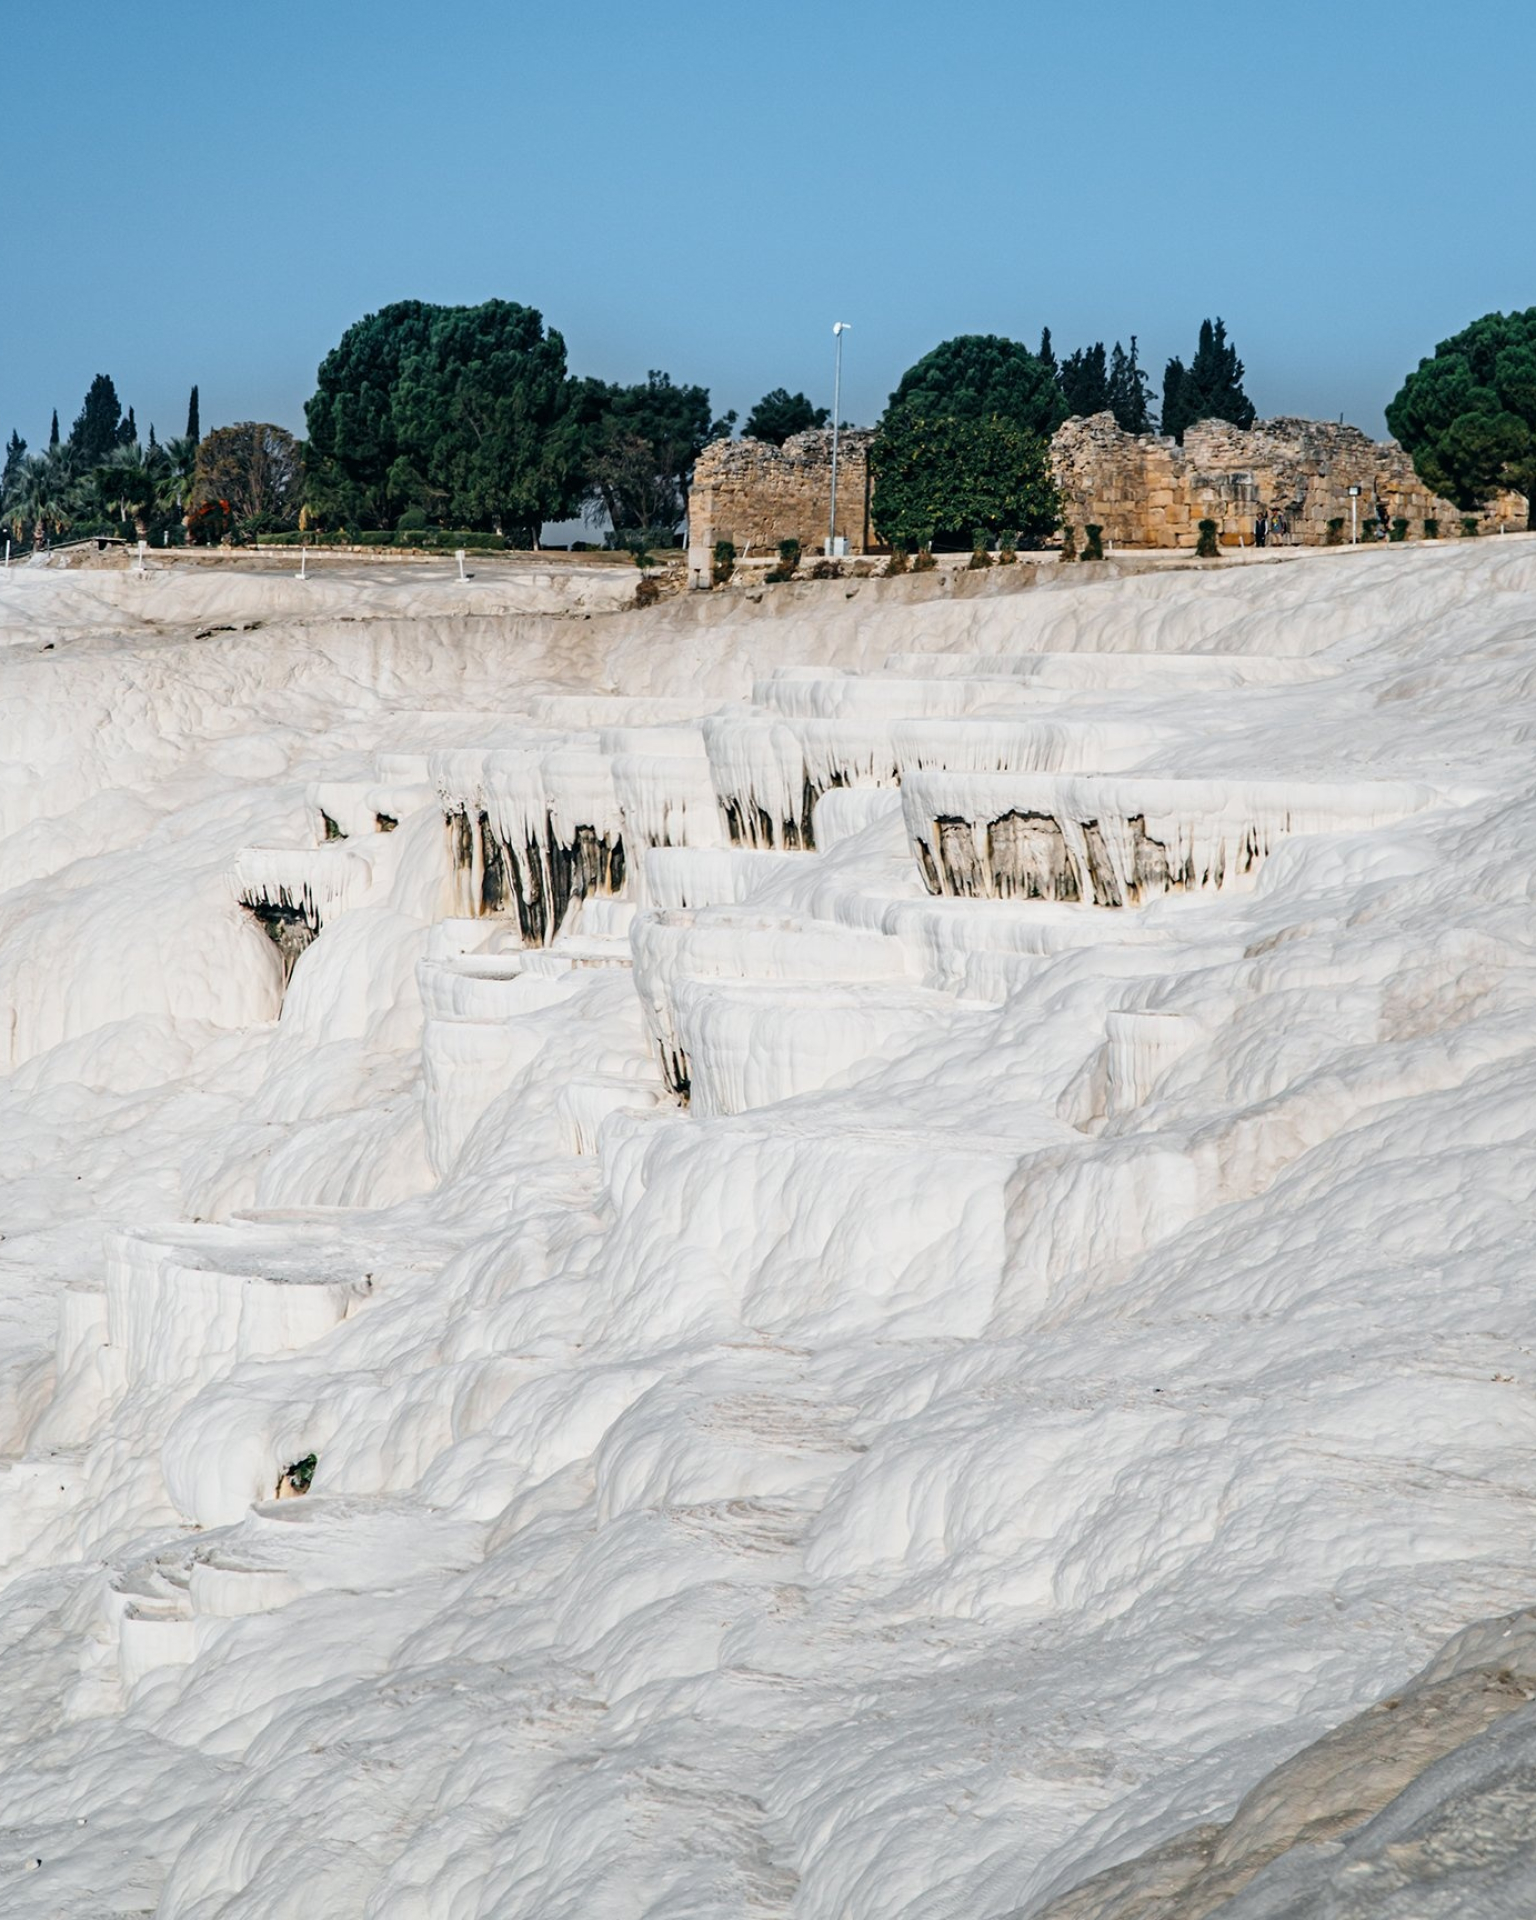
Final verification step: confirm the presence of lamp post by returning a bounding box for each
[1347,483,1360,546]
[828,322,850,556]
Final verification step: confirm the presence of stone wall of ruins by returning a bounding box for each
[686,415,1528,572]
[1052,413,1528,549]
[687,429,873,585]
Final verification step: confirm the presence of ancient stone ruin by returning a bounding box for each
[1052,411,1527,549]
[686,413,1528,567]
[686,428,874,585]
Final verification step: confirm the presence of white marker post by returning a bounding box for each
[296,546,307,580]
[456,549,467,582]
[3,539,9,571]
[828,322,851,557]
[136,540,147,576]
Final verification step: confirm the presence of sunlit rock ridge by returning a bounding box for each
[0,545,1534,1917]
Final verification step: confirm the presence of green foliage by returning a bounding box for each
[635,574,662,608]
[282,1453,317,1495]
[577,369,725,539]
[743,388,828,445]
[911,546,937,573]
[305,299,584,538]
[885,543,908,576]
[186,385,200,444]
[1390,516,1409,542]
[887,334,1068,441]
[1424,517,1440,539]
[1107,337,1155,434]
[1196,518,1221,559]
[967,530,993,569]
[1161,319,1255,443]
[69,374,129,466]
[711,538,736,587]
[1385,308,1536,526]
[1460,515,1479,537]
[396,506,428,531]
[1059,525,1077,562]
[1082,523,1105,561]
[997,531,1017,565]
[1060,343,1109,419]
[305,299,437,524]
[92,445,158,538]
[392,301,578,539]
[1326,516,1345,546]
[195,423,302,533]
[870,408,1060,551]
[765,536,801,583]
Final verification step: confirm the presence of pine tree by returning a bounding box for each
[1107,337,1155,434]
[1060,342,1110,418]
[49,410,59,448]
[186,384,200,444]
[2,429,25,492]
[1037,327,1057,376]
[1160,318,1255,443]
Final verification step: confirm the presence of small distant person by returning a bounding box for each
[1376,500,1390,540]
[1254,512,1267,548]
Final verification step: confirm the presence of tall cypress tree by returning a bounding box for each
[186,384,200,443]
[2,430,25,491]
[1037,327,1057,376]
[69,375,127,465]
[119,405,138,448]
[49,409,60,448]
[1107,337,1155,434]
[1060,342,1110,418]
[1161,318,1255,442]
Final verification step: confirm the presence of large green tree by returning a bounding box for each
[1386,308,1536,527]
[742,387,827,446]
[305,300,438,525]
[68,374,129,467]
[1161,318,1255,443]
[871,408,1059,550]
[194,422,303,530]
[305,299,586,537]
[577,370,729,538]
[390,302,580,539]
[887,334,1068,442]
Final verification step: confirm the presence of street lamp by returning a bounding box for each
[1347,483,1361,546]
[828,322,851,556]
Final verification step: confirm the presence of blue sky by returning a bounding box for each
[5,1,1532,452]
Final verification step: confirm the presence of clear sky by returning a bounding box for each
[5,0,1533,453]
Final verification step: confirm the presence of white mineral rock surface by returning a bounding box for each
[0,546,1534,1915]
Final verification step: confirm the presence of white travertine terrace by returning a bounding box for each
[1,546,1534,1917]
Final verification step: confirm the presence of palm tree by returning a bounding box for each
[93,445,157,543]
[8,449,73,550]
[154,433,198,540]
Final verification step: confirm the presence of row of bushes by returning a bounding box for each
[256,529,513,550]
